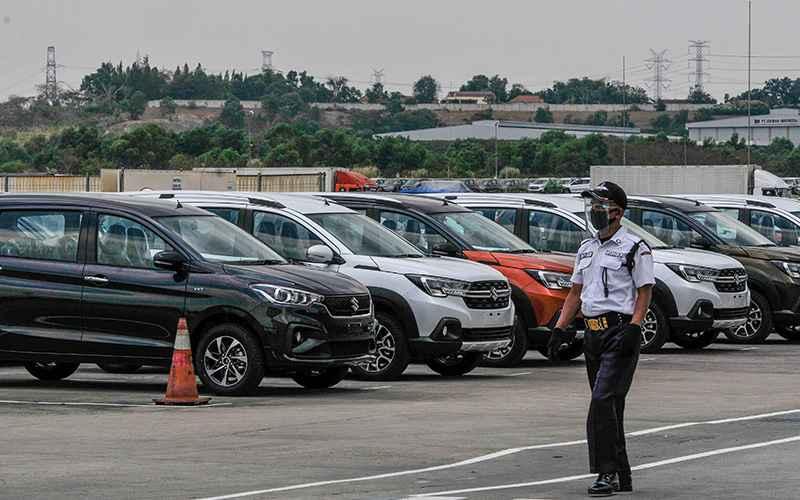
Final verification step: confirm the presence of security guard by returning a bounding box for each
[548,181,654,497]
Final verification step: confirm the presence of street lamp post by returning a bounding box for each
[494,120,500,178]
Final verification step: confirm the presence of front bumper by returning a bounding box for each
[669,300,749,334]
[256,303,377,369]
[409,319,512,358]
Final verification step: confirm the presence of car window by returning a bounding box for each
[0,210,82,262]
[252,212,324,261]
[528,210,588,253]
[205,208,242,226]
[377,210,448,254]
[475,208,516,233]
[97,215,170,269]
[751,209,800,247]
[718,208,742,221]
[640,209,704,248]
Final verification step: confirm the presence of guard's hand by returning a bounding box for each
[547,328,576,360]
[619,323,642,357]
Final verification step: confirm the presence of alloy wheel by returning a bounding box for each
[640,308,659,348]
[731,300,763,340]
[359,322,396,373]
[203,335,248,387]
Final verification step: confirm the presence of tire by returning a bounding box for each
[640,303,669,353]
[724,291,773,344]
[536,338,584,360]
[776,325,800,341]
[671,329,719,350]
[291,366,348,389]
[24,361,80,381]
[97,363,143,374]
[350,311,410,381]
[481,314,528,368]
[426,352,481,376]
[195,323,265,396]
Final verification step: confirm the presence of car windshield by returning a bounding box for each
[689,211,775,247]
[157,215,286,264]
[430,211,534,253]
[621,220,670,249]
[308,213,425,257]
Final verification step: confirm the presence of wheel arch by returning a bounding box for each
[368,286,419,339]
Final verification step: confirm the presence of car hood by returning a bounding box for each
[463,250,574,273]
[652,248,744,269]
[369,256,506,281]
[222,264,368,295]
[723,245,800,262]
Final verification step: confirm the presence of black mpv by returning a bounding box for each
[0,195,375,395]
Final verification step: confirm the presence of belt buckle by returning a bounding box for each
[585,317,609,332]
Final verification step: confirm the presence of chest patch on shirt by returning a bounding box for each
[604,250,626,258]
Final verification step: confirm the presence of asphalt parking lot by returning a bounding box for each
[1,338,798,500]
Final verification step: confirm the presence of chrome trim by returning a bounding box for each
[462,289,512,299]
[282,353,374,365]
[84,276,109,284]
[459,339,512,352]
[320,302,374,320]
[712,318,748,328]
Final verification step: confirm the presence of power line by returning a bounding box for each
[45,46,57,100]
[645,49,671,100]
[688,40,710,93]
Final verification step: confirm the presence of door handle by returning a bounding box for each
[84,275,109,284]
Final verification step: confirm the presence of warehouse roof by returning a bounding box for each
[687,108,800,129]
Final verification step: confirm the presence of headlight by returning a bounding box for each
[666,264,721,283]
[251,284,323,306]
[527,270,572,289]
[772,261,800,280]
[406,275,471,297]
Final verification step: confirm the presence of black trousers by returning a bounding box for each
[584,322,640,474]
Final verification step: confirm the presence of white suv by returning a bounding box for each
[126,191,514,380]
[431,193,750,353]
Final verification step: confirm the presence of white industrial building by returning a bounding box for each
[377,120,642,141]
[686,108,800,146]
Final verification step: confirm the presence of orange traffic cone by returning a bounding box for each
[154,317,210,406]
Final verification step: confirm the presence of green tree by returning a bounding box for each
[219,96,245,129]
[159,96,177,117]
[413,75,439,103]
[688,88,717,104]
[125,90,147,120]
[365,83,388,104]
[533,107,554,123]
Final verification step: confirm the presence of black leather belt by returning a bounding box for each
[584,312,632,332]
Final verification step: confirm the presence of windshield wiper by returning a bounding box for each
[232,259,286,265]
[507,249,538,254]
[392,253,425,258]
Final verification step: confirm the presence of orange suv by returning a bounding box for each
[321,193,580,367]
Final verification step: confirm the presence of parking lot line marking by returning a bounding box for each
[361,385,392,391]
[196,408,800,500]
[415,435,800,497]
[0,399,232,409]
[504,372,532,377]
[738,347,759,351]
[639,357,656,362]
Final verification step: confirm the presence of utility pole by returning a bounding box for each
[688,40,710,94]
[261,50,274,72]
[45,46,57,100]
[372,68,385,86]
[747,1,752,166]
[622,56,627,167]
[494,121,500,179]
[645,49,671,101]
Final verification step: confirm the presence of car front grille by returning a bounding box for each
[714,269,747,293]
[463,281,511,309]
[323,294,371,317]
[461,326,512,341]
[714,307,750,320]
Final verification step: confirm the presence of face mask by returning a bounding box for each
[585,199,620,235]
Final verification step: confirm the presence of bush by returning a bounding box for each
[542,178,564,193]
[533,107,553,123]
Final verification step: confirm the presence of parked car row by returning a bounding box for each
[372,177,592,194]
[2,189,797,396]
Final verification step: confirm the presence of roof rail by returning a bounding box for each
[744,199,775,208]
[155,192,285,209]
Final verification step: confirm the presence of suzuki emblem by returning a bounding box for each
[490,287,499,301]
[350,297,360,312]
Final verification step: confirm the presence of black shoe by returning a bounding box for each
[616,472,632,493]
[588,472,618,497]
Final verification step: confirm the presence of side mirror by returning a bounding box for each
[306,244,335,264]
[432,241,461,257]
[153,250,186,271]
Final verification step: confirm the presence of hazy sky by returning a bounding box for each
[1,0,798,101]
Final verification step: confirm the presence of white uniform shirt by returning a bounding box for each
[570,226,655,317]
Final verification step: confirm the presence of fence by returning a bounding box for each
[0,175,100,192]
[236,173,325,192]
